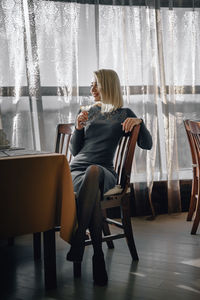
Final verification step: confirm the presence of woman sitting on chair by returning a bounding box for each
[67,69,152,286]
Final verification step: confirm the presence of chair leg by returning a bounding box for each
[102,209,114,249]
[121,197,139,261]
[148,191,156,218]
[191,193,200,235]
[33,232,42,260]
[43,229,57,289]
[187,175,198,221]
[73,262,81,278]
[187,195,197,221]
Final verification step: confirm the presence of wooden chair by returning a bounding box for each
[87,123,140,259]
[183,120,198,221]
[187,120,200,234]
[55,123,74,162]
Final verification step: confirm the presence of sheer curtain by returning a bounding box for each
[0,0,32,149]
[1,0,200,214]
[161,7,200,212]
[97,5,158,215]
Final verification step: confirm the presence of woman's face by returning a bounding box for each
[90,80,101,102]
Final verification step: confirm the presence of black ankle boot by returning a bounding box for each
[66,243,85,262]
[92,254,108,286]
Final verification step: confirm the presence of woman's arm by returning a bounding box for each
[69,128,85,156]
[137,119,152,150]
[69,110,88,156]
[123,108,153,150]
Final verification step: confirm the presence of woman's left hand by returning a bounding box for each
[121,118,142,133]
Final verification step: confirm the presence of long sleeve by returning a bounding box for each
[69,128,85,156]
[137,120,152,150]
[126,108,153,150]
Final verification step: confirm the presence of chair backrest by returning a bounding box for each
[55,123,141,187]
[183,119,197,166]
[55,123,74,162]
[114,124,141,188]
[188,120,200,168]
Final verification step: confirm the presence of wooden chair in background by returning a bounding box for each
[55,123,74,162]
[187,120,200,234]
[183,119,198,222]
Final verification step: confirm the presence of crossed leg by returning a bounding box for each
[67,165,104,262]
[66,165,108,285]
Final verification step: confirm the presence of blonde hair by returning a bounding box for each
[94,69,123,109]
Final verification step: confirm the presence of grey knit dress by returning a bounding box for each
[69,106,152,196]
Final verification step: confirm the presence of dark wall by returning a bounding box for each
[107,180,191,218]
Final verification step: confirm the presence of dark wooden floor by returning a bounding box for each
[1,212,200,300]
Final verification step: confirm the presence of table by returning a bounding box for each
[0,152,76,289]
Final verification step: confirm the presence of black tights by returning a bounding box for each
[70,165,104,257]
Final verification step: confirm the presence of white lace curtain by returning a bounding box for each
[0,0,200,213]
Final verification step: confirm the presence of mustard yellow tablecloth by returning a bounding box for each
[0,153,76,242]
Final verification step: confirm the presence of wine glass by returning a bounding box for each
[80,97,93,126]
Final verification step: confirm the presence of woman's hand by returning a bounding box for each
[121,118,142,133]
[76,111,88,130]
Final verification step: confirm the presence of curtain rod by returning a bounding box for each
[42,0,200,8]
